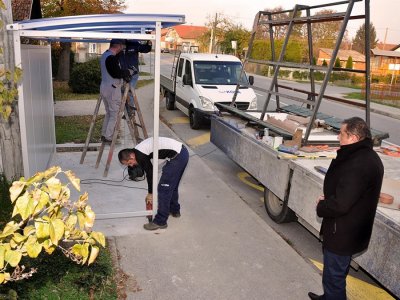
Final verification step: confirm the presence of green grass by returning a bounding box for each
[54,78,153,101]
[55,115,103,144]
[0,247,117,299]
[344,92,400,108]
[0,176,117,299]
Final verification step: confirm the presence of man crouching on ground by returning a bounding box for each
[118,137,189,231]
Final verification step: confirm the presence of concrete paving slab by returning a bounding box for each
[50,82,334,299]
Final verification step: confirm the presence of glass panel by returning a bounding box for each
[193,61,248,85]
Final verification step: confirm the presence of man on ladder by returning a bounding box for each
[119,39,152,116]
[100,38,137,144]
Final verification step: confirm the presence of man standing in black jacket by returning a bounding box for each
[308,117,384,300]
[100,39,136,144]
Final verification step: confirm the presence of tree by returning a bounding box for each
[334,57,341,68]
[41,0,127,81]
[0,0,24,181]
[219,25,250,56]
[352,22,378,54]
[322,59,328,66]
[346,56,353,69]
[258,6,303,40]
[312,9,341,54]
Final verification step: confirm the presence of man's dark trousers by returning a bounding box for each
[322,248,351,300]
[153,146,189,225]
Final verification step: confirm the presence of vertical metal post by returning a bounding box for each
[261,5,299,121]
[306,7,316,108]
[304,0,355,144]
[152,21,162,218]
[365,0,371,126]
[268,12,280,109]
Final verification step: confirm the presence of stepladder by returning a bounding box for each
[80,81,148,177]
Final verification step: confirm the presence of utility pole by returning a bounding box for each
[209,13,218,53]
[383,27,388,49]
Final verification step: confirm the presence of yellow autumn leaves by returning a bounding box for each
[0,166,105,284]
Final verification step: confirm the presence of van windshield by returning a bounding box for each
[193,61,249,85]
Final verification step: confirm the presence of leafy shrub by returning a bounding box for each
[314,71,326,81]
[69,58,101,94]
[330,72,350,82]
[293,71,309,80]
[351,75,365,85]
[278,70,291,78]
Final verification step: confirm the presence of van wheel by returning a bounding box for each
[264,188,296,223]
[189,106,202,129]
[165,92,175,110]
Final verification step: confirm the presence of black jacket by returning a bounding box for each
[317,138,384,256]
[119,40,152,70]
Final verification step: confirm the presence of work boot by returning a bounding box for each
[308,292,324,300]
[143,222,167,231]
[170,212,181,218]
[101,136,112,145]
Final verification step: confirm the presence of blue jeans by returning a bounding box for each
[153,145,189,225]
[322,248,351,300]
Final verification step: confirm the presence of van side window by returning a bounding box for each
[177,58,184,77]
[185,60,192,78]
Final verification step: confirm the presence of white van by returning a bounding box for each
[160,53,258,129]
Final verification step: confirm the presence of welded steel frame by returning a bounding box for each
[232,0,371,145]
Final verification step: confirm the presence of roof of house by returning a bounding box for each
[371,48,400,58]
[376,42,399,51]
[171,25,208,39]
[11,0,41,21]
[319,48,365,62]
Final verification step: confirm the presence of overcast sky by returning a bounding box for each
[126,0,400,44]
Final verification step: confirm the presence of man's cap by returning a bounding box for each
[110,39,126,46]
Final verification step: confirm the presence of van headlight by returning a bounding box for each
[248,96,257,110]
[199,96,214,110]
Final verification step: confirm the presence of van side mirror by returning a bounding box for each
[183,74,193,86]
[248,75,254,86]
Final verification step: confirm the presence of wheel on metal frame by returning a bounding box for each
[264,187,296,223]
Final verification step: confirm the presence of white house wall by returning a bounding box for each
[20,44,55,177]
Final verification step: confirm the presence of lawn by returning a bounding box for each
[55,115,103,144]
[344,92,400,108]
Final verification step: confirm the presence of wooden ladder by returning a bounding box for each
[80,82,148,177]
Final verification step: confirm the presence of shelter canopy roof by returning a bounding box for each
[7,13,185,42]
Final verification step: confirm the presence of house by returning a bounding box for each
[371,48,400,76]
[164,25,208,53]
[317,48,365,70]
[375,42,399,51]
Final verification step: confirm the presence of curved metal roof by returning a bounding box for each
[7,13,185,42]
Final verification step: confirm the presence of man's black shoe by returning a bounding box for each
[308,292,323,300]
[170,212,181,218]
[143,222,167,231]
[101,136,112,145]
